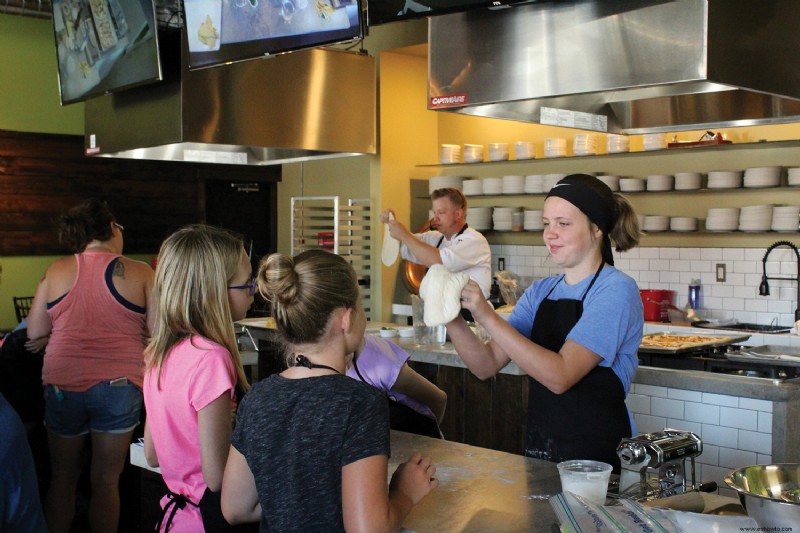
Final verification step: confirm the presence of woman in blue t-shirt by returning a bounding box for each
[449,174,644,471]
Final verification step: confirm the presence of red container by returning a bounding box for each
[640,289,677,322]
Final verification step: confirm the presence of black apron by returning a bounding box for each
[525,263,631,472]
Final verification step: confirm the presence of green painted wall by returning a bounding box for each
[0,14,83,134]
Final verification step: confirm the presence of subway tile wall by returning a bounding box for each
[491,245,800,329]
[624,382,773,497]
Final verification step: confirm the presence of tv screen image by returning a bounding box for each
[184,0,363,70]
[51,0,162,105]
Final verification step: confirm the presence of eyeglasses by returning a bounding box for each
[228,277,257,296]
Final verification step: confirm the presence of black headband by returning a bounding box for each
[546,174,618,265]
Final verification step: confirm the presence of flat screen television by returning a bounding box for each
[367,0,540,26]
[184,0,364,70]
[51,0,163,105]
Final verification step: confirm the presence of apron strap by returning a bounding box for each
[156,489,199,532]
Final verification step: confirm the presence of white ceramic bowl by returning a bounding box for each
[397,326,415,338]
[379,327,398,338]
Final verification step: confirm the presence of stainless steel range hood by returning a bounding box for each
[85,33,376,166]
[429,0,800,134]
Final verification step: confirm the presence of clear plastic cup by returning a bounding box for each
[557,460,612,505]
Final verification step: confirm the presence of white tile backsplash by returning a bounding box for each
[492,245,800,326]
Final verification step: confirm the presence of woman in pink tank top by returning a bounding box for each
[27,199,154,533]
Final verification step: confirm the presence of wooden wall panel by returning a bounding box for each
[0,130,279,256]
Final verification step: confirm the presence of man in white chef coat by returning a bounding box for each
[381,188,492,299]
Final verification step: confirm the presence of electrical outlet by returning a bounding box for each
[716,263,727,282]
[498,257,505,271]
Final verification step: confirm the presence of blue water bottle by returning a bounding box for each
[688,279,701,310]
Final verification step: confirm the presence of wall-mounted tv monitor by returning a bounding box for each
[367,0,540,26]
[51,0,163,105]
[184,0,364,70]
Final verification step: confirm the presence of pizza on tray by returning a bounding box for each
[640,334,730,349]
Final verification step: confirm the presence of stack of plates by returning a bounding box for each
[607,134,630,153]
[440,144,461,164]
[743,166,781,188]
[573,134,597,156]
[463,144,484,163]
[492,206,522,232]
[462,179,483,196]
[543,173,567,192]
[481,177,503,195]
[466,207,493,231]
[707,170,743,189]
[705,207,740,231]
[619,177,646,192]
[488,142,509,161]
[670,216,698,232]
[544,138,567,158]
[429,175,464,194]
[788,168,800,186]
[674,172,703,190]
[597,175,620,191]
[524,209,544,231]
[771,205,800,232]
[643,133,667,151]
[738,204,773,232]
[514,141,535,160]
[524,175,544,193]
[646,174,674,191]
[643,215,670,232]
[502,175,525,194]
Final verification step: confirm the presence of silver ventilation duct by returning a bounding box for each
[429,0,800,134]
[85,33,376,166]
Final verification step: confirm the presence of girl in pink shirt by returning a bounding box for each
[143,225,256,532]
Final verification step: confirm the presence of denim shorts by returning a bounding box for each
[44,380,143,437]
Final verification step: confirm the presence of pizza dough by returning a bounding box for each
[419,264,469,327]
[381,212,399,266]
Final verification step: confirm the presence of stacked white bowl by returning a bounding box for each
[440,144,461,164]
[492,206,522,231]
[743,166,781,188]
[643,133,667,151]
[543,173,567,192]
[462,179,483,196]
[524,175,544,193]
[607,134,630,153]
[646,174,674,191]
[705,207,740,231]
[514,141,535,160]
[573,134,597,156]
[466,207,493,231]
[707,170,743,189]
[619,177,646,192]
[674,172,703,190]
[788,168,800,186]
[463,144,484,163]
[670,216,698,232]
[597,175,620,191]
[772,205,800,232]
[643,215,670,232]
[544,138,567,158]
[524,209,544,231]
[488,143,509,161]
[502,175,525,194]
[738,205,773,232]
[429,175,464,194]
[481,177,503,195]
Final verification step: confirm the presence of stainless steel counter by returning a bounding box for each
[389,431,559,533]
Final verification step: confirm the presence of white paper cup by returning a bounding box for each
[557,460,612,505]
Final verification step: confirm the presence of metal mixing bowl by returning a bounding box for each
[725,464,800,528]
